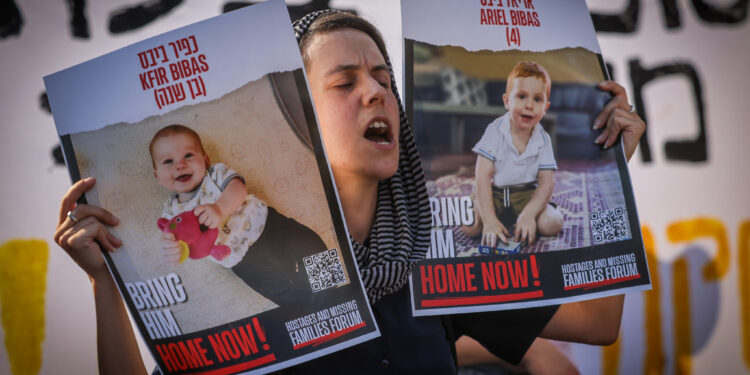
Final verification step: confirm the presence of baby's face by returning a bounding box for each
[503,76,550,132]
[152,133,209,194]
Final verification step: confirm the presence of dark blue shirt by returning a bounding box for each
[284,285,456,374]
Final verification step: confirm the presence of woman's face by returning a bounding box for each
[304,29,400,184]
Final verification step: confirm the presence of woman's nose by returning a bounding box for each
[362,77,386,106]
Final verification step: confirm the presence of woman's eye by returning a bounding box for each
[374,72,391,88]
[335,82,353,89]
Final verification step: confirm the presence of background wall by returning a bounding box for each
[0,0,748,374]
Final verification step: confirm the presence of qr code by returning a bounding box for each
[303,249,346,293]
[590,207,631,244]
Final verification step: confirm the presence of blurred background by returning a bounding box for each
[0,0,748,374]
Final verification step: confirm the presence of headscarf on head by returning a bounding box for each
[293,10,432,303]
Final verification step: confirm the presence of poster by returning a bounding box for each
[403,0,651,316]
[43,1,378,373]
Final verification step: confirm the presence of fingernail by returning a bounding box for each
[594,135,604,144]
[593,119,602,129]
[113,216,120,225]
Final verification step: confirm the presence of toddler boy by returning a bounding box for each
[468,61,563,249]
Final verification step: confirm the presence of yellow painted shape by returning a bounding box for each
[642,226,665,375]
[673,257,691,375]
[0,239,49,375]
[739,220,750,369]
[602,334,621,375]
[178,240,189,264]
[667,217,730,281]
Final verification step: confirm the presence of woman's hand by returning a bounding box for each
[55,178,147,374]
[593,81,646,161]
[54,177,121,281]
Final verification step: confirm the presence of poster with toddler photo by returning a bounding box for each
[44,1,378,373]
[402,0,651,316]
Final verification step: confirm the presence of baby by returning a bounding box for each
[150,124,327,307]
[467,61,563,249]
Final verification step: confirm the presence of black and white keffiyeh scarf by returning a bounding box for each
[293,10,432,303]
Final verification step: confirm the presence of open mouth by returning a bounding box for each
[364,121,392,145]
[520,114,534,121]
[175,174,192,182]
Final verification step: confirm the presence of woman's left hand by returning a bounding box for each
[592,81,646,161]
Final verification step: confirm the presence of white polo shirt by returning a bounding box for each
[472,113,557,188]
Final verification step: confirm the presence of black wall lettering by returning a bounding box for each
[661,0,682,28]
[67,0,90,38]
[40,91,66,166]
[629,59,708,163]
[1,0,23,38]
[108,0,183,34]
[691,0,748,24]
[592,0,747,33]
[590,0,639,33]
[222,0,355,20]
[605,61,615,81]
[40,91,50,114]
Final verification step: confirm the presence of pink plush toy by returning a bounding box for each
[157,211,231,263]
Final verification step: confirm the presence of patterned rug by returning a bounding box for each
[426,158,629,256]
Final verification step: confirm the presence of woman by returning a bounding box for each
[55,10,645,374]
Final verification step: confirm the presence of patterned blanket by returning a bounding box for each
[426,158,628,255]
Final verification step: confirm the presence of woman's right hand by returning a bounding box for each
[54,177,122,281]
[56,180,148,375]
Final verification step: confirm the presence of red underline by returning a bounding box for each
[421,290,544,307]
[293,322,367,350]
[564,274,641,291]
[187,353,276,375]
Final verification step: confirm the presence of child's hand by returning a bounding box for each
[482,219,510,249]
[515,212,537,245]
[194,204,224,229]
[160,232,182,266]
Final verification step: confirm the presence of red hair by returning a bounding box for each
[506,61,551,98]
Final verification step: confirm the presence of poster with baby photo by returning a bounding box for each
[403,0,651,316]
[44,1,378,373]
